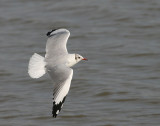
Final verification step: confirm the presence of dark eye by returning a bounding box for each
[78,57,80,59]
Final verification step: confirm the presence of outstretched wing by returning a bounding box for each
[45,29,70,61]
[47,64,73,118]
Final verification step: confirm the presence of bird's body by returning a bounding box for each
[45,54,77,68]
[28,28,87,118]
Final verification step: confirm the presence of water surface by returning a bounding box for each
[0,0,160,126]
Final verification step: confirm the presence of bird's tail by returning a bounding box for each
[28,53,46,78]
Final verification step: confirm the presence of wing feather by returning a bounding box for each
[45,29,70,61]
[47,65,73,118]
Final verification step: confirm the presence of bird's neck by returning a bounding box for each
[66,54,77,67]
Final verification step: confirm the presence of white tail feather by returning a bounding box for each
[28,53,46,78]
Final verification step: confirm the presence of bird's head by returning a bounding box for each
[75,54,88,63]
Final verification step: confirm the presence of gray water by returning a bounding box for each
[0,0,160,126]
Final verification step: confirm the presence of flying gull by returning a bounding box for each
[28,28,87,118]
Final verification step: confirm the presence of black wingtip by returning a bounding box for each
[46,29,57,37]
[53,114,57,118]
[52,97,66,118]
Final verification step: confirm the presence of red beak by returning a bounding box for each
[82,58,88,61]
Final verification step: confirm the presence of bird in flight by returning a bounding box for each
[28,28,87,118]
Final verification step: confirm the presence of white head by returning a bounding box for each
[75,54,87,63]
[67,54,87,67]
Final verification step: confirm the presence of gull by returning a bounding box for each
[28,28,87,118]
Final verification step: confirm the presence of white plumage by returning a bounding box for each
[28,28,87,118]
[28,53,46,78]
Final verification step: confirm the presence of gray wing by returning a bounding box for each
[47,64,73,118]
[45,29,70,61]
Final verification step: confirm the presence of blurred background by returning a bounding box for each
[0,0,160,126]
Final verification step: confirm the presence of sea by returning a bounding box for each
[0,0,160,126]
